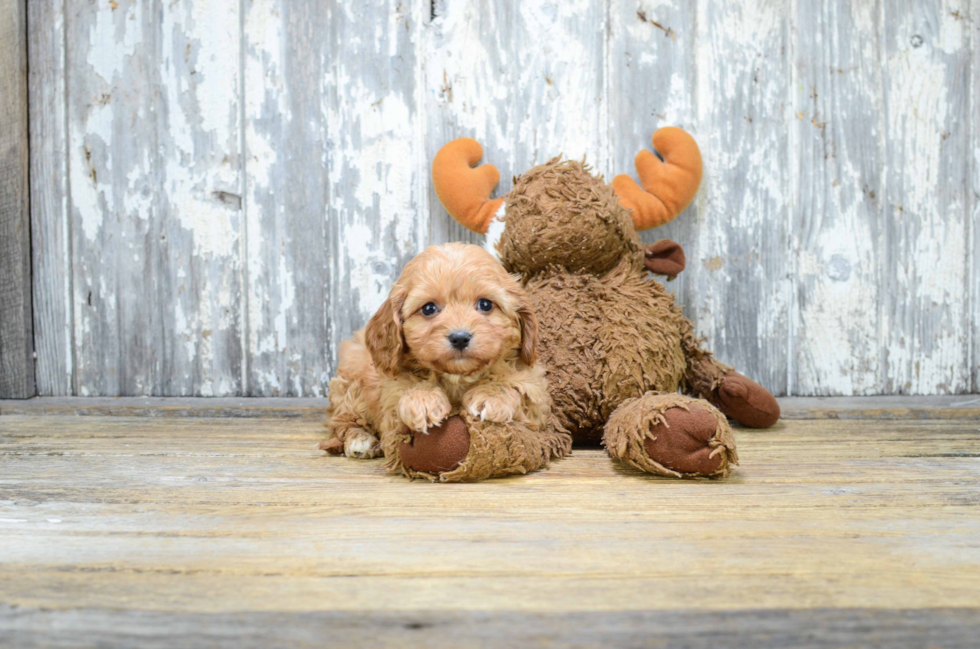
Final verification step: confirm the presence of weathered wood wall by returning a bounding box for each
[0,0,35,399]
[24,0,980,397]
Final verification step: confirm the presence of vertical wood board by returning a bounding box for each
[0,0,35,399]
[971,0,979,393]
[880,0,972,394]
[28,0,72,396]
[243,0,424,396]
[689,0,791,393]
[65,0,243,396]
[791,1,885,395]
[424,0,606,246]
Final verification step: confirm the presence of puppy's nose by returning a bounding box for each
[448,330,472,350]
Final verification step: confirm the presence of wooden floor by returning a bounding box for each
[1,406,979,647]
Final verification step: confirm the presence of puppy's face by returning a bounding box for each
[366,243,536,377]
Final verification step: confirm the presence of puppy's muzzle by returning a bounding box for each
[448,330,472,351]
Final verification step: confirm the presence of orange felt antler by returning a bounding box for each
[432,138,504,234]
[612,127,703,231]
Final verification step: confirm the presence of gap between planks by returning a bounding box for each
[1,395,979,420]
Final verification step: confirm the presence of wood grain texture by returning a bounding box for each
[424,0,606,246]
[27,0,71,397]
[0,414,979,646]
[791,2,884,396]
[0,0,35,399]
[25,0,980,397]
[2,608,978,649]
[880,1,972,394]
[690,0,791,395]
[65,0,243,397]
[243,0,424,396]
[972,0,979,395]
[4,394,980,420]
[242,0,331,397]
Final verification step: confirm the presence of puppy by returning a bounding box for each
[322,243,549,461]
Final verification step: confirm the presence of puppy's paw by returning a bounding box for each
[464,386,520,423]
[344,430,381,459]
[399,389,452,432]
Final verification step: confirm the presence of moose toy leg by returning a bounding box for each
[386,415,571,482]
[707,372,781,429]
[681,336,781,429]
[604,392,738,478]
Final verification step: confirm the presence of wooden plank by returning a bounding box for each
[27,0,72,396]
[689,0,791,395]
[0,416,978,621]
[3,395,980,420]
[243,0,424,396]
[607,0,702,355]
[324,0,427,390]
[0,0,35,399]
[424,0,606,246]
[972,0,979,394]
[880,1,972,394]
[66,0,243,396]
[2,606,978,649]
[777,394,980,419]
[791,2,884,395]
[0,396,329,419]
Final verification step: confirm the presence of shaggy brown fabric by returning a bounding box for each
[486,154,783,476]
[708,371,782,429]
[385,410,571,483]
[604,392,737,478]
[645,239,686,278]
[425,145,781,479]
[498,159,641,277]
[398,416,470,474]
[679,324,732,400]
[491,155,769,453]
[526,259,689,443]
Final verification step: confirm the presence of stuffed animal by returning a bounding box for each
[387,127,780,481]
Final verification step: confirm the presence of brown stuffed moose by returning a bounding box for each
[330,127,781,481]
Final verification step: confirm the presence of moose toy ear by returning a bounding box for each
[432,138,504,234]
[645,239,686,279]
[612,127,703,231]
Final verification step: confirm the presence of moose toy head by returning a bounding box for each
[432,127,702,278]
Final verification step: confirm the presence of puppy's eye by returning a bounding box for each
[421,302,439,317]
[477,298,493,313]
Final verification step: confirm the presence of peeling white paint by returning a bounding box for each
[71,116,113,243]
[36,0,979,397]
[880,1,971,394]
[344,222,390,318]
[85,4,141,85]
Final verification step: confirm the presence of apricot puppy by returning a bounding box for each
[322,243,550,473]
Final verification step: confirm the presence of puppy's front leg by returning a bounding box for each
[398,386,452,432]
[463,383,521,423]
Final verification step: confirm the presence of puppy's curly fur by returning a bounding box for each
[323,243,552,471]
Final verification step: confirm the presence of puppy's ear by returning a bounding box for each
[511,287,538,366]
[517,303,538,366]
[365,289,406,377]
